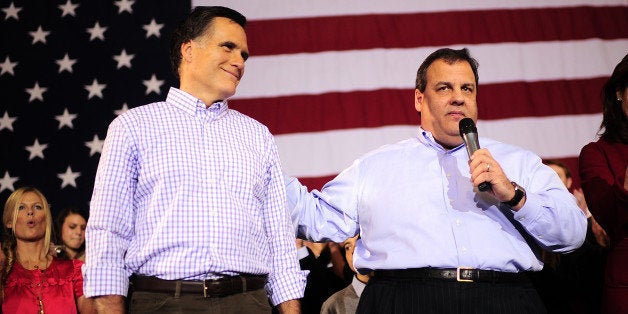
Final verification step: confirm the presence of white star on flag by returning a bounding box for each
[85,134,105,156]
[86,21,107,41]
[143,74,164,95]
[0,56,18,76]
[143,18,163,38]
[56,53,77,73]
[26,82,47,102]
[29,26,50,44]
[2,2,22,21]
[58,0,79,17]
[0,111,17,131]
[113,49,134,69]
[57,166,80,189]
[114,103,129,116]
[25,138,48,160]
[85,78,106,99]
[114,0,135,14]
[0,171,18,193]
[55,108,77,129]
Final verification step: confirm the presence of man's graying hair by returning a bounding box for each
[415,48,479,92]
[169,6,247,79]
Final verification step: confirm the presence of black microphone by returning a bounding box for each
[459,118,491,191]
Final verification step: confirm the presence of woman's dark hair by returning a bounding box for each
[54,207,89,258]
[169,6,247,79]
[599,53,628,143]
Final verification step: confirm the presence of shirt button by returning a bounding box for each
[456,219,461,226]
[519,217,525,221]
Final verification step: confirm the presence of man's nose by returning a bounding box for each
[451,89,465,106]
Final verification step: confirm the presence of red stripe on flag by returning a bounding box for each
[295,175,338,192]
[230,77,606,134]
[246,6,628,56]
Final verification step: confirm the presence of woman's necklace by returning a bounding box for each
[21,256,51,314]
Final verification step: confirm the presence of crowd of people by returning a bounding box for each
[1,4,626,314]
[1,187,90,313]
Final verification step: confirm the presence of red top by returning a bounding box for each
[579,138,628,244]
[2,258,84,314]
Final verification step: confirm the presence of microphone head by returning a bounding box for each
[459,118,477,136]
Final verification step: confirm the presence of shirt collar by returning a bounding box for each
[351,275,367,297]
[416,126,465,154]
[166,87,229,117]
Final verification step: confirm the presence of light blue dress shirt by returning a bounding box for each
[286,128,587,273]
[84,88,305,305]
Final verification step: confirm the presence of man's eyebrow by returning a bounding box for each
[220,41,237,48]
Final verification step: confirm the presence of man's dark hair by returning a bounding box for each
[169,6,247,79]
[415,48,479,92]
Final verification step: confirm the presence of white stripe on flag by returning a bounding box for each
[277,114,602,177]
[234,39,628,99]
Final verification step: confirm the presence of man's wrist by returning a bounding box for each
[503,182,525,207]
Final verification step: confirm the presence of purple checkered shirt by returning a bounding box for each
[83,87,306,305]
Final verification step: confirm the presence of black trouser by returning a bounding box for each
[357,275,546,314]
[128,289,271,313]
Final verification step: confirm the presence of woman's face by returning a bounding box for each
[9,192,47,242]
[61,213,86,250]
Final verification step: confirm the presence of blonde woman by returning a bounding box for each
[2,187,92,313]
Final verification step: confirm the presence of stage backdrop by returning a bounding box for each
[1,0,627,215]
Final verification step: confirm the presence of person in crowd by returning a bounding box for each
[533,159,607,313]
[2,187,92,313]
[579,52,628,314]
[286,48,587,313]
[296,239,351,314]
[54,207,88,261]
[544,159,609,248]
[83,6,304,314]
[321,235,371,314]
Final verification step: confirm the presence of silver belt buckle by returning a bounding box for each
[456,266,474,282]
[203,280,209,298]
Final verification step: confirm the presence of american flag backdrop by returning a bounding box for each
[197,0,628,192]
[0,0,190,214]
[1,0,628,216]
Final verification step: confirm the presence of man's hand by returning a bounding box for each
[93,295,125,314]
[468,149,525,210]
[277,299,300,314]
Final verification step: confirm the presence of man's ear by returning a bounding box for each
[180,41,193,63]
[414,89,423,113]
[566,177,573,189]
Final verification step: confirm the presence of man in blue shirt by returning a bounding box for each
[85,6,304,313]
[286,48,587,313]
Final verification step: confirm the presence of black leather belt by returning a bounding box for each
[374,267,530,283]
[130,274,267,298]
